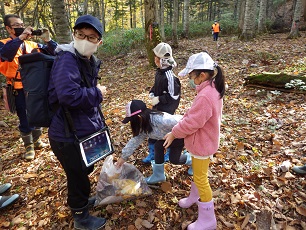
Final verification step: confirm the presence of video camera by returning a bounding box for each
[31,29,43,36]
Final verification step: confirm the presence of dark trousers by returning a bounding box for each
[49,139,94,209]
[154,138,187,164]
[15,89,33,133]
[213,32,219,41]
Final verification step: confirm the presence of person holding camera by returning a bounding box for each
[0,14,57,160]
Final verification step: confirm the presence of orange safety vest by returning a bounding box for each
[212,23,220,33]
[0,38,39,89]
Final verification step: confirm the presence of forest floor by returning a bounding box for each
[0,33,306,230]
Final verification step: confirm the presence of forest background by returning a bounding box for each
[0,0,306,230]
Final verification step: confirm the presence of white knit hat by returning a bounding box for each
[178,52,216,77]
[153,42,172,58]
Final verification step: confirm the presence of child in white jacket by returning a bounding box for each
[116,100,191,184]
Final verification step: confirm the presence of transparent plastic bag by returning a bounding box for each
[95,155,152,206]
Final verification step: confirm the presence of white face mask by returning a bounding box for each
[73,38,99,57]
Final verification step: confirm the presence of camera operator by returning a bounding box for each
[0,14,57,160]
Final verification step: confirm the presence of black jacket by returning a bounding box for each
[150,67,181,115]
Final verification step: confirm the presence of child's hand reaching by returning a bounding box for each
[163,132,175,148]
[115,157,126,168]
[151,96,159,106]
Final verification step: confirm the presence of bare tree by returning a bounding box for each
[160,0,165,41]
[50,0,71,43]
[182,0,190,38]
[172,0,179,47]
[144,0,161,66]
[240,0,257,40]
[287,0,302,39]
[238,0,246,33]
[258,0,267,33]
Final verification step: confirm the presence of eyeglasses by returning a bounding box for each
[10,23,24,28]
[74,31,100,43]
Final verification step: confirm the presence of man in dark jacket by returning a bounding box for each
[0,14,57,160]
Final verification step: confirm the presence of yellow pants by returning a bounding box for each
[192,157,212,202]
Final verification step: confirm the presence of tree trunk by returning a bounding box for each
[50,0,71,43]
[238,0,246,33]
[266,0,273,19]
[172,0,178,47]
[160,0,165,40]
[182,0,190,38]
[83,0,88,15]
[0,1,5,25]
[287,0,302,39]
[101,0,106,32]
[144,0,161,66]
[240,0,257,41]
[258,0,267,33]
[233,0,239,20]
[133,1,136,28]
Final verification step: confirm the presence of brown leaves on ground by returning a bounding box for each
[0,33,306,229]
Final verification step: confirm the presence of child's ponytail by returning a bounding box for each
[212,65,225,99]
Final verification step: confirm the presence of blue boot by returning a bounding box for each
[188,166,193,176]
[71,204,106,230]
[164,148,170,162]
[0,183,11,194]
[145,162,166,184]
[0,194,19,209]
[183,151,193,176]
[142,142,155,164]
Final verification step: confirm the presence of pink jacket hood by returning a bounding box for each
[172,80,223,156]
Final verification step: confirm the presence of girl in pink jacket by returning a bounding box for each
[164,52,225,230]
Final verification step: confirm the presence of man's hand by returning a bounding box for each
[40,29,51,42]
[19,26,33,40]
[163,132,175,149]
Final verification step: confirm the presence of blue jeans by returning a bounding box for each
[14,89,33,134]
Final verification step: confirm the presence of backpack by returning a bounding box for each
[18,52,56,127]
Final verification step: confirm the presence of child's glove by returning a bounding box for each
[40,29,51,42]
[151,96,159,106]
[149,93,154,99]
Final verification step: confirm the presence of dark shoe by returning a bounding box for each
[292,164,306,175]
[34,139,48,150]
[88,196,96,208]
[0,194,20,209]
[71,205,106,230]
[0,183,11,194]
[24,144,35,160]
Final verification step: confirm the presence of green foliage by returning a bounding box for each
[98,28,145,57]
[98,19,239,57]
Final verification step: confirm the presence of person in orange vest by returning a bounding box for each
[211,20,221,41]
[0,14,57,160]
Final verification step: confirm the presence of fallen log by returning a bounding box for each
[244,72,306,93]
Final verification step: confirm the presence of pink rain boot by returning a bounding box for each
[188,199,217,230]
[179,182,199,208]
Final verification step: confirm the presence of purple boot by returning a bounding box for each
[188,199,217,230]
[178,182,199,208]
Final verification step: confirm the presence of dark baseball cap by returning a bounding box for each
[74,15,103,37]
[122,100,147,124]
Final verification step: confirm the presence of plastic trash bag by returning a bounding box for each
[95,155,152,206]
